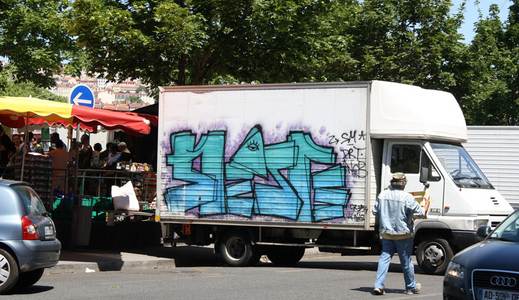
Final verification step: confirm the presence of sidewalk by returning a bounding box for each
[49,250,176,274]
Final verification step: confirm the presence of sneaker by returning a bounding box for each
[405,282,422,295]
[372,288,385,295]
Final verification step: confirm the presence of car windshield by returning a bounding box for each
[430,143,493,189]
[12,185,47,216]
[489,211,519,243]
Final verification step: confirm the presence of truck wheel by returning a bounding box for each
[16,268,44,289]
[218,232,253,267]
[416,238,453,275]
[267,246,305,266]
[0,248,19,295]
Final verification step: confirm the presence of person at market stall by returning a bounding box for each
[0,127,16,177]
[68,138,79,166]
[118,141,132,162]
[78,134,93,169]
[105,143,121,169]
[99,142,111,163]
[49,132,61,150]
[91,143,102,168]
[30,136,44,154]
[48,139,69,193]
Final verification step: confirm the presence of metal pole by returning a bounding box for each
[20,113,28,181]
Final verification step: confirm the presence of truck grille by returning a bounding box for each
[473,270,519,292]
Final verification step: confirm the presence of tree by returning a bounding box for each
[67,0,360,88]
[459,3,518,125]
[0,0,73,88]
[0,66,67,102]
[348,0,466,92]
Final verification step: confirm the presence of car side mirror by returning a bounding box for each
[420,167,429,184]
[477,225,491,239]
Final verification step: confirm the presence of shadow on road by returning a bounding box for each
[7,285,54,295]
[127,245,430,275]
[352,287,407,295]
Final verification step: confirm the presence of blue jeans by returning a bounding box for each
[374,238,416,290]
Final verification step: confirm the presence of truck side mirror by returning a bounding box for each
[420,166,429,184]
[476,225,491,239]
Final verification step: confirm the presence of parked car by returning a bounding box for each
[0,180,61,294]
[443,209,519,299]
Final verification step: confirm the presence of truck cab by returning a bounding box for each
[370,82,514,274]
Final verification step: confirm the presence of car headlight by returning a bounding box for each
[446,261,465,279]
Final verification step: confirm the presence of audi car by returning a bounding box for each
[443,209,519,300]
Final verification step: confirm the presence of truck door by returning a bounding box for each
[382,141,444,216]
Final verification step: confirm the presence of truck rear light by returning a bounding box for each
[21,216,39,240]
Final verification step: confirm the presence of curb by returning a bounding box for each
[47,259,176,274]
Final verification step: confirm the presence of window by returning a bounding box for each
[420,151,441,182]
[390,144,421,174]
[12,185,47,216]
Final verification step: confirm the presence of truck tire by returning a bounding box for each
[416,238,453,275]
[0,248,19,295]
[16,268,44,289]
[266,246,305,266]
[218,232,253,267]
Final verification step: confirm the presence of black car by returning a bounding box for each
[444,209,519,300]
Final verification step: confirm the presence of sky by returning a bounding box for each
[452,0,513,42]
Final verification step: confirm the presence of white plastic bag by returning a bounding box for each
[111,181,140,211]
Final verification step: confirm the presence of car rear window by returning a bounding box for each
[12,185,47,216]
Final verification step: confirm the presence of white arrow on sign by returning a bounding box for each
[73,92,92,106]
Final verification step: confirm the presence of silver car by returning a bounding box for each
[0,180,61,294]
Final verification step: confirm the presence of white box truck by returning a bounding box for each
[465,126,519,210]
[156,81,514,274]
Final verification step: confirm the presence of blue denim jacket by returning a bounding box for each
[373,188,425,240]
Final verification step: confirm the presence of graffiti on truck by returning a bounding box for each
[164,125,352,222]
[328,130,367,179]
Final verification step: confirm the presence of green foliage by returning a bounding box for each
[2,0,519,125]
[127,95,143,104]
[0,0,73,87]
[0,67,66,101]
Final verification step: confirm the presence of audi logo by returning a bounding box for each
[490,276,517,288]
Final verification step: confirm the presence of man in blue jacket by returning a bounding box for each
[372,172,430,295]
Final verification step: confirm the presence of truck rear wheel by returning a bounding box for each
[218,232,254,267]
[266,246,305,266]
[416,238,453,275]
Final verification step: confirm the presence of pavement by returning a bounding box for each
[51,249,177,274]
[51,245,324,274]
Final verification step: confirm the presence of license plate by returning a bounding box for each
[479,289,519,300]
[44,226,54,237]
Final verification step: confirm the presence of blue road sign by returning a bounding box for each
[70,84,95,108]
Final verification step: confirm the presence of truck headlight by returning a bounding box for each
[446,261,465,279]
[474,219,489,230]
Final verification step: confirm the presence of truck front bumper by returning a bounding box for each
[451,230,481,252]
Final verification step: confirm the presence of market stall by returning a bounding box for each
[0,96,159,248]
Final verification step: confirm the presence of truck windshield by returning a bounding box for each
[430,143,493,189]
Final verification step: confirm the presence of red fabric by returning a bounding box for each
[71,106,151,134]
[1,107,151,135]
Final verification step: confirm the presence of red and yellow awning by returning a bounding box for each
[0,96,151,134]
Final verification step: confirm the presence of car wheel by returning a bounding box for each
[16,268,44,289]
[416,238,453,275]
[0,249,19,295]
[266,246,306,266]
[218,232,253,267]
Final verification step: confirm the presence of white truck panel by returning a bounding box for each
[157,84,371,228]
[466,126,519,208]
